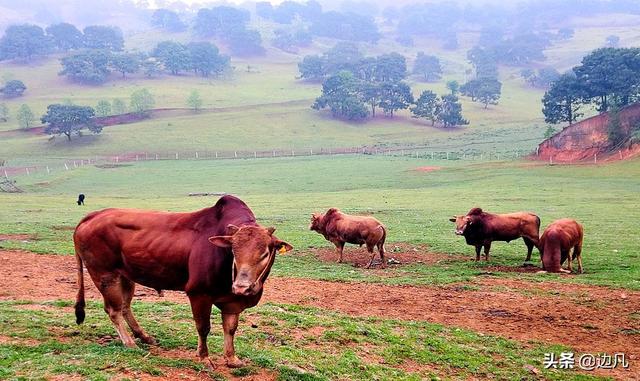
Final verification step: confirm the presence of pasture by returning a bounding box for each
[1,12,640,381]
[0,155,639,380]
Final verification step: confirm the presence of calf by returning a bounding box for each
[539,218,584,273]
[77,194,85,205]
[449,207,540,261]
[310,208,386,268]
[73,195,292,368]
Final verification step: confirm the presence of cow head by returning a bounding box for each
[309,213,323,232]
[209,224,293,296]
[449,208,483,236]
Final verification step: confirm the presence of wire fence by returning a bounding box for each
[2,145,538,181]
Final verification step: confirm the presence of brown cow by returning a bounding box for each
[449,208,540,261]
[539,218,584,273]
[310,208,386,268]
[73,195,292,368]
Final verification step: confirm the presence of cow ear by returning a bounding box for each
[226,224,240,235]
[267,226,276,235]
[209,236,232,248]
[449,216,456,222]
[274,240,293,254]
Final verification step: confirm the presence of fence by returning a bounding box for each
[2,145,535,181]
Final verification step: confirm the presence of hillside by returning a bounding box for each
[536,103,640,162]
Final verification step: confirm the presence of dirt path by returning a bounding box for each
[0,250,637,379]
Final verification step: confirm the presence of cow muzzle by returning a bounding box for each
[231,281,260,296]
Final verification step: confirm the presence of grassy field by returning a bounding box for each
[2,14,640,381]
[2,155,639,290]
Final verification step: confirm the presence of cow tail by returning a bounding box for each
[379,225,387,247]
[74,251,86,325]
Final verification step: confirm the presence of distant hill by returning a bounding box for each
[536,103,640,162]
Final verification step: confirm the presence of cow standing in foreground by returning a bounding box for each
[449,208,540,262]
[73,195,292,368]
[539,218,584,273]
[310,208,386,268]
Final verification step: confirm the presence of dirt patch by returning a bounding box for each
[94,164,132,169]
[412,166,442,172]
[0,250,637,380]
[314,243,462,268]
[0,335,41,346]
[479,264,542,274]
[52,225,75,231]
[0,234,35,241]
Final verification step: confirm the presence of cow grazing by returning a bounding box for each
[310,208,386,268]
[539,219,584,273]
[77,194,85,205]
[449,208,540,261]
[73,195,293,368]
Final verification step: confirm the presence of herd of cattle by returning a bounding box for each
[72,195,583,368]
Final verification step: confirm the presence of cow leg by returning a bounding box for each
[574,244,583,274]
[98,274,136,348]
[483,242,491,261]
[222,313,243,368]
[121,278,156,345]
[474,245,481,261]
[523,237,535,262]
[188,294,213,368]
[334,241,345,263]
[377,240,386,269]
[562,250,572,273]
[365,242,376,269]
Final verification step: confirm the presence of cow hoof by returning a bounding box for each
[140,336,157,345]
[225,356,244,368]
[201,356,216,371]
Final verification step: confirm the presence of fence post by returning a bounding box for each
[175,153,179,160]
[115,156,119,163]
[536,146,539,156]
[46,166,50,174]
[73,161,77,168]
[254,151,257,159]
[619,150,623,160]
[550,156,553,165]
[136,155,139,161]
[272,150,276,157]
[310,148,313,155]
[215,152,218,159]
[4,170,8,178]
[292,150,295,156]
[446,152,449,160]
[234,151,237,158]
[26,168,29,175]
[196,151,199,159]
[594,153,597,164]
[155,154,159,160]
[65,163,69,170]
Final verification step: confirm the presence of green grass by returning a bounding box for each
[0,300,607,381]
[1,155,638,290]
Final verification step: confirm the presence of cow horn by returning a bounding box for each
[267,227,276,235]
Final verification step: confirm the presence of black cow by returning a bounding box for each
[77,194,85,206]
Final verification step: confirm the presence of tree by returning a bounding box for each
[59,50,111,84]
[411,90,439,125]
[1,80,26,97]
[110,52,141,78]
[446,80,459,95]
[194,6,250,37]
[151,9,186,32]
[0,24,51,61]
[226,27,265,57]
[605,35,620,48]
[46,23,83,51]
[467,46,498,79]
[130,89,155,115]
[359,82,382,117]
[557,28,574,40]
[536,67,561,88]
[153,41,190,75]
[312,71,368,120]
[374,53,407,83]
[16,104,34,128]
[41,104,98,141]
[607,105,625,146]
[95,100,112,116]
[437,95,468,127]
[461,78,502,108]
[142,58,163,78]
[378,81,413,117]
[82,26,124,51]
[188,42,229,77]
[413,52,442,82]
[187,90,203,111]
[310,11,380,43]
[520,68,536,86]
[298,55,324,81]
[542,72,584,125]
[0,103,8,122]
[112,98,127,114]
